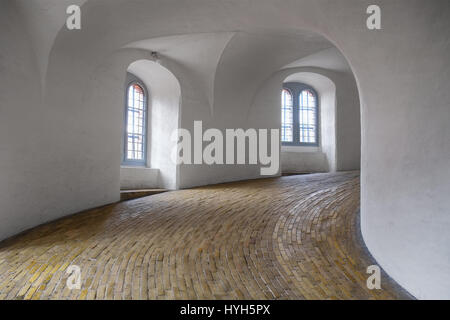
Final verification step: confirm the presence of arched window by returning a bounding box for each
[299,89,317,144]
[281,89,293,142]
[124,81,147,165]
[281,83,319,146]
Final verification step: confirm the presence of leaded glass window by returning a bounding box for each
[299,89,317,144]
[124,83,147,165]
[281,89,293,142]
[281,83,319,146]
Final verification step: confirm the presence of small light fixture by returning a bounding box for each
[151,51,161,64]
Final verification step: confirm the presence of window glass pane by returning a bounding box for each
[125,84,146,162]
[299,89,317,144]
[281,89,293,142]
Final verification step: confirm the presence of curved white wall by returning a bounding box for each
[1,0,450,299]
[0,2,43,240]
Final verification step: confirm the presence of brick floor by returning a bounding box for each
[0,172,413,300]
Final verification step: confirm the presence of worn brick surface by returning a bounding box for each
[0,172,412,300]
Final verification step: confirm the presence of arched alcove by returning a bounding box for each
[282,72,337,174]
[122,60,181,190]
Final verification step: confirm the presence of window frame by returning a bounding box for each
[281,88,294,143]
[123,76,148,167]
[281,82,320,147]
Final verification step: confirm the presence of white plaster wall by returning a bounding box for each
[349,2,450,299]
[2,0,449,299]
[284,47,352,73]
[281,152,328,173]
[321,86,337,172]
[335,72,361,171]
[14,0,87,90]
[0,2,44,240]
[120,167,159,190]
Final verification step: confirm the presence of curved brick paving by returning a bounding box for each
[0,172,412,300]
